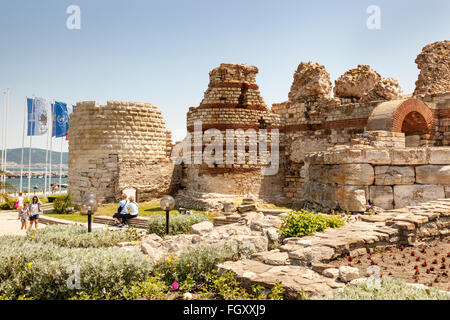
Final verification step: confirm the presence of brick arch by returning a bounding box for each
[367,98,433,133]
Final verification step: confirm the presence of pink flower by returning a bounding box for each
[341,213,346,217]
[355,216,359,221]
[366,204,372,209]
[171,282,179,290]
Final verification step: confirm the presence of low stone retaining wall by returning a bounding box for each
[303,132,450,212]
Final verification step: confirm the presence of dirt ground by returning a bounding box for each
[329,238,450,292]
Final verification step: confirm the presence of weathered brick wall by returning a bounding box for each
[178,64,286,208]
[303,131,450,212]
[68,101,178,204]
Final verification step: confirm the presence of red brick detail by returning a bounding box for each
[198,166,260,175]
[436,108,450,118]
[392,99,434,133]
[211,82,259,90]
[188,145,285,152]
[187,124,279,132]
[281,118,368,133]
[198,104,267,111]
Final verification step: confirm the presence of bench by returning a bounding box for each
[93,215,149,229]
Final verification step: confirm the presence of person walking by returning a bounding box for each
[29,196,42,230]
[16,192,24,220]
[112,193,128,227]
[19,202,30,231]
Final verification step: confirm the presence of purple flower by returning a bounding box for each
[366,204,372,209]
[341,213,346,217]
[355,216,359,221]
[171,282,179,290]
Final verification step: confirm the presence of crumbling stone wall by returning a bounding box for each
[68,101,179,204]
[414,40,450,98]
[272,62,404,203]
[303,131,450,212]
[177,64,286,208]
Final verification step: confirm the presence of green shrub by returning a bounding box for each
[53,194,73,214]
[152,244,236,284]
[279,209,345,238]
[0,238,152,300]
[0,198,16,210]
[147,213,209,237]
[325,277,450,300]
[27,224,143,248]
[121,277,169,300]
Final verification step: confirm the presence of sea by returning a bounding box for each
[5,167,68,193]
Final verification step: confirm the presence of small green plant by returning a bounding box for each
[121,277,168,300]
[268,283,285,300]
[147,213,209,237]
[278,209,345,238]
[53,194,73,214]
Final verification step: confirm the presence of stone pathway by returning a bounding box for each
[0,211,47,236]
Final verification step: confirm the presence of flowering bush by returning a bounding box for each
[27,224,143,248]
[152,244,236,284]
[0,238,152,299]
[279,209,345,238]
[147,213,209,237]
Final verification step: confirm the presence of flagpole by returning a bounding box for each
[4,88,9,195]
[49,101,53,194]
[27,95,35,201]
[20,97,26,193]
[59,137,63,193]
[43,99,51,198]
[1,91,5,196]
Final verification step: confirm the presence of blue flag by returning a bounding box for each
[27,97,48,136]
[52,101,69,138]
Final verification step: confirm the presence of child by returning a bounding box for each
[20,202,30,231]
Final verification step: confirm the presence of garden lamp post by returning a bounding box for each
[160,195,175,235]
[82,192,98,233]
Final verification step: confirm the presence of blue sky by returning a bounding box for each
[0,0,449,152]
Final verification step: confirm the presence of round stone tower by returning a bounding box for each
[177,64,285,209]
[68,100,178,204]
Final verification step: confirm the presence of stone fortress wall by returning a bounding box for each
[303,131,450,212]
[68,40,450,211]
[68,101,180,205]
[176,64,286,209]
[275,40,450,206]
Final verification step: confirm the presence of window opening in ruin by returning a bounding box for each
[237,83,248,108]
[401,111,429,147]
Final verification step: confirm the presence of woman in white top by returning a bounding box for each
[29,196,43,230]
[16,192,24,220]
[121,195,138,227]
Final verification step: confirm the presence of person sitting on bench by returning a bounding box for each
[121,195,138,227]
[112,194,129,227]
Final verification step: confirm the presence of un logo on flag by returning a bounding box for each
[57,114,67,125]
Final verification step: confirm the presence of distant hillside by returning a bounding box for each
[0,148,68,165]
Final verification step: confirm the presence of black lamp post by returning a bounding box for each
[82,192,98,233]
[160,195,175,235]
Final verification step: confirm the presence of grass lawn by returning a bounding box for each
[45,200,215,223]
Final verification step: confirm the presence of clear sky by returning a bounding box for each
[0,0,449,152]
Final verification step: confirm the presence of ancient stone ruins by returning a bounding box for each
[66,40,450,298]
[69,40,450,214]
